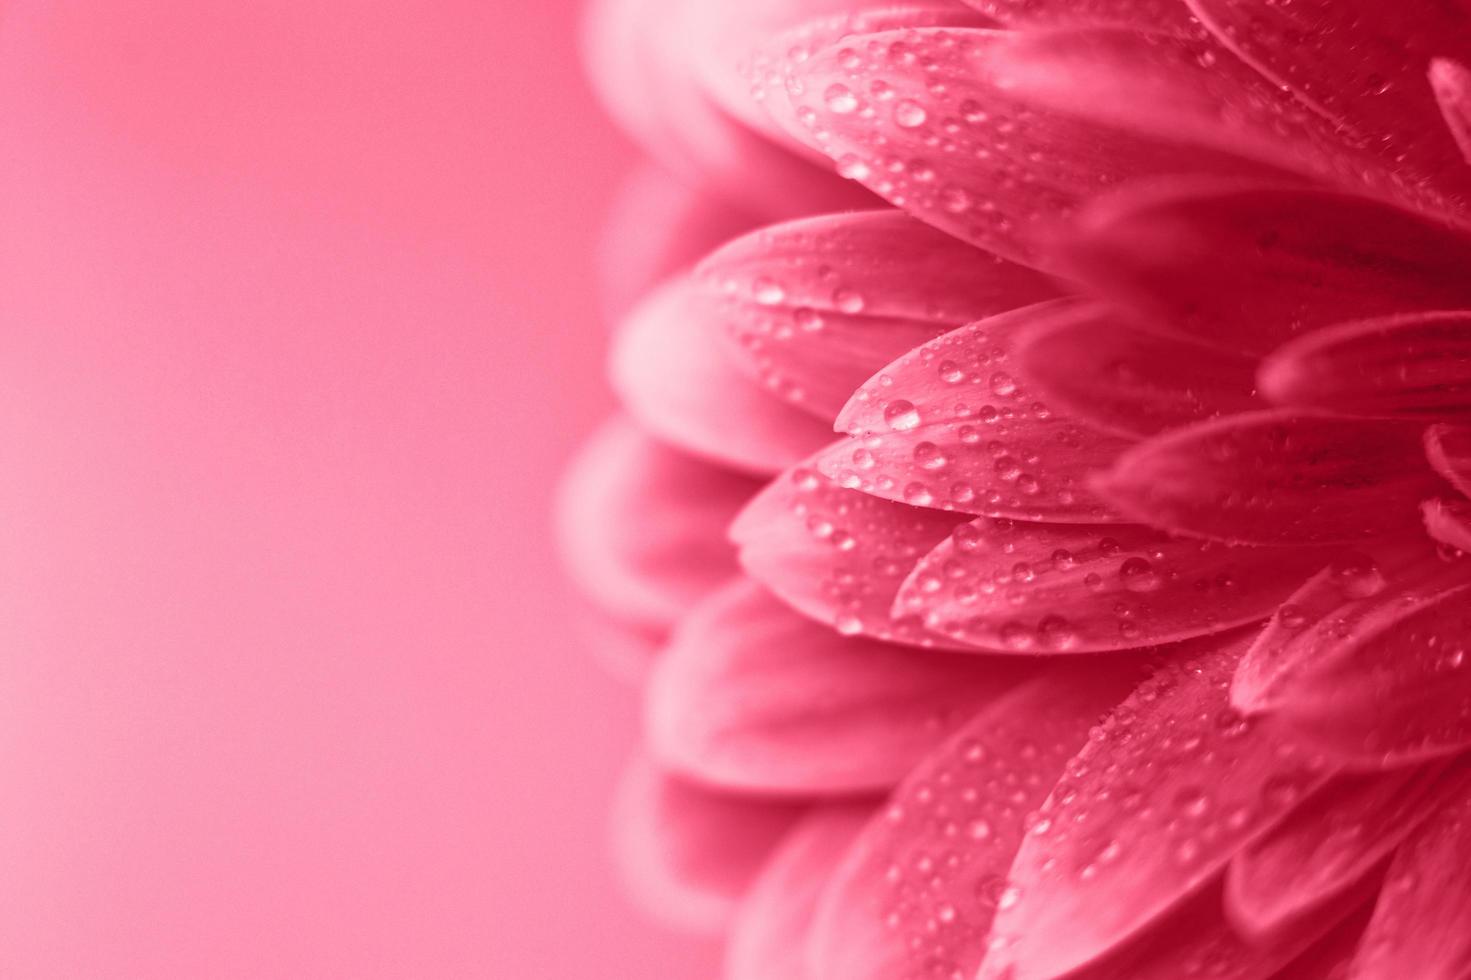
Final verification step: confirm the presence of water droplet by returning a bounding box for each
[884,399,922,431]
[894,99,928,128]
[834,288,866,313]
[824,83,860,114]
[1119,556,1163,593]
[752,277,785,305]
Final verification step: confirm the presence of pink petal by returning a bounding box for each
[896,517,1338,653]
[646,581,1038,794]
[1059,181,1471,355]
[979,634,1335,980]
[725,803,875,980]
[1227,763,1464,940]
[557,417,757,631]
[1348,783,1471,978]
[1230,543,1447,714]
[693,209,1060,418]
[1423,498,1471,554]
[1096,411,1437,545]
[1186,0,1471,198]
[1241,568,1471,765]
[1424,422,1471,498]
[610,281,836,475]
[1013,304,1261,438]
[772,28,1281,269]
[1259,311,1471,420]
[612,756,807,935]
[820,303,1135,522]
[964,0,1197,32]
[808,663,1146,980]
[1433,58,1471,167]
[584,0,872,218]
[731,456,969,645]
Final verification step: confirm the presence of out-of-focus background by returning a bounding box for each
[0,1,713,976]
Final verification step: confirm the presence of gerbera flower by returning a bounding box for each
[562,0,1471,977]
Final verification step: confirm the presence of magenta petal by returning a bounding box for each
[1060,182,1471,355]
[647,581,1038,794]
[1096,411,1436,545]
[726,803,875,980]
[731,456,968,645]
[773,28,1278,268]
[822,303,1135,522]
[896,517,1338,653]
[979,634,1335,980]
[809,663,1145,980]
[612,757,806,935]
[693,209,1059,418]
[1433,58,1471,167]
[1259,311,1471,420]
[557,417,757,631]
[1424,422,1471,498]
[1227,763,1462,940]
[1423,498,1471,554]
[1348,783,1471,978]
[1186,0,1471,197]
[610,281,835,474]
[1013,305,1261,438]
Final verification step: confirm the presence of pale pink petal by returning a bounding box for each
[571,600,665,686]
[809,663,1146,980]
[1013,305,1261,438]
[596,166,758,325]
[965,0,1197,32]
[1095,411,1437,545]
[725,803,876,980]
[1259,311,1471,419]
[1059,181,1471,355]
[1348,783,1471,978]
[1241,570,1471,765]
[647,581,1038,794]
[979,634,1334,980]
[613,756,807,935]
[1038,880,1374,980]
[896,517,1338,653]
[1423,498,1471,554]
[694,210,1060,418]
[1433,58,1471,167]
[1227,763,1464,940]
[821,303,1135,522]
[610,281,836,474]
[772,28,1282,268]
[1230,543,1446,713]
[1424,422,1471,498]
[731,457,968,645]
[584,0,872,218]
[557,417,757,631]
[1186,0,1471,197]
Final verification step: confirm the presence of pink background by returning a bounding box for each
[0,1,713,976]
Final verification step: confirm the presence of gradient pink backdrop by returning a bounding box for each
[0,2,714,976]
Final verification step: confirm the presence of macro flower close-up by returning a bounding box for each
[562,0,1471,977]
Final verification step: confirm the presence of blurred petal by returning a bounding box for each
[1424,422,1471,498]
[896,517,1336,653]
[725,803,875,980]
[822,303,1134,522]
[1227,763,1461,940]
[694,209,1060,418]
[1433,58,1471,166]
[613,757,806,935]
[647,581,1038,794]
[773,28,1279,268]
[557,417,757,631]
[1186,0,1471,197]
[610,281,835,474]
[1059,182,1471,355]
[1423,498,1471,554]
[1349,782,1471,978]
[980,635,1334,980]
[731,458,968,645]
[965,0,1197,32]
[1259,311,1471,419]
[1013,305,1261,438]
[1096,411,1435,545]
[810,663,1145,980]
